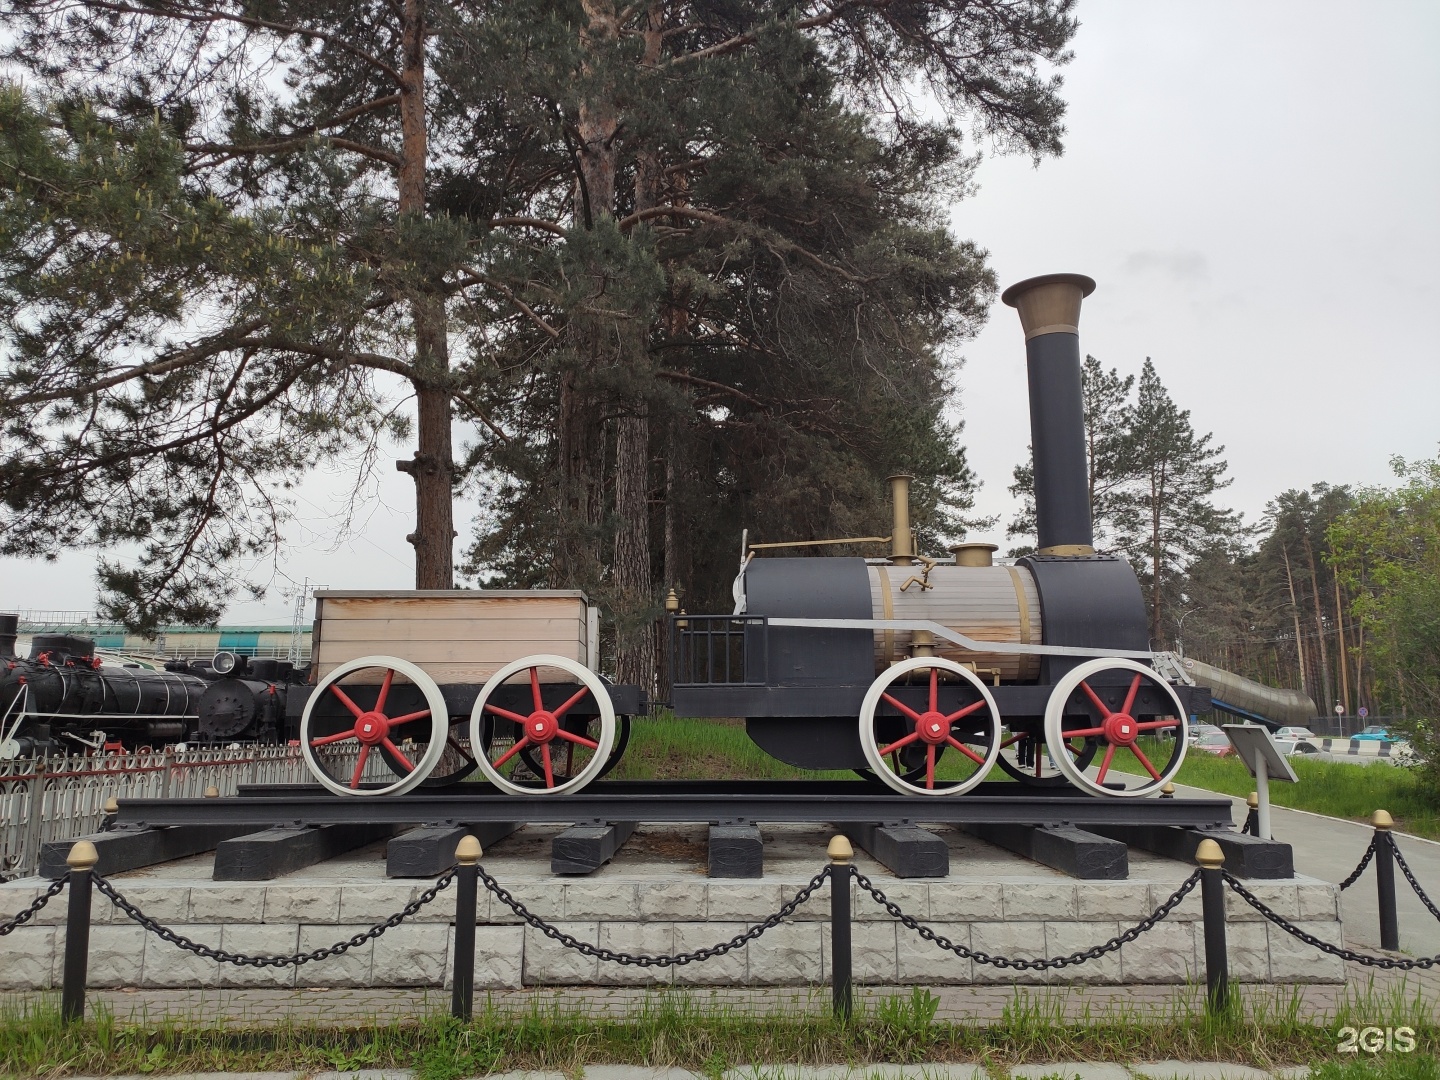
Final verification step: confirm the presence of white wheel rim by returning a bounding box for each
[858,656,1002,796]
[469,654,616,795]
[300,655,449,797]
[1043,657,1189,798]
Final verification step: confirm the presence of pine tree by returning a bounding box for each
[1113,359,1240,647]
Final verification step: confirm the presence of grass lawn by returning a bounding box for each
[2,985,1437,1078]
[1110,738,1440,840]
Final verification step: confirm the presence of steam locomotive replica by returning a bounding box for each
[291,273,1208,800]
[0,615,304,757]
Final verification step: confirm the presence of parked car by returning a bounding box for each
[1193,730,1233,756]
[1275,726,1316,741]
[1188,723,1223,745]
[1354,725,1391,741]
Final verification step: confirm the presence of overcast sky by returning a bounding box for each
[4,0,1438,625]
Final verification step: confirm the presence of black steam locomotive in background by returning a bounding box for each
[0,615,303,756]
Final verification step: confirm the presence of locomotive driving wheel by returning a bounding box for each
[469,654,617,795]
[300,655,449,797]
[859,656,1001,796]
[1042,657,1188,797]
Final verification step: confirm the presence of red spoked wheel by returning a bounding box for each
[299,655,449,797]
[468,654,616,795]
[1043,657,1188,797]
[858,656,1001,796]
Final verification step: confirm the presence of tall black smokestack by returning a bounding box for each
[0,613,17,659]
[1001,273,1097,556]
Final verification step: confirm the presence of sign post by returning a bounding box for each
[1223,726,1298,841]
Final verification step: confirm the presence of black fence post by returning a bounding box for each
[1196,838,1228,1014]
[1372,810,1399,951]
[828,834,853,1021]
[1242,792,1258,836]
[451,834,482,1022]
[61,840,99,1023]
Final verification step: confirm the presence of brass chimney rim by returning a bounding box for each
[1000,273,1097,307]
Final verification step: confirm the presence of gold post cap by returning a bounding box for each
[1371,810,1394,832]
[1195,838,1225,869]
[1247,792,1259,809]
[664,588,681,615]
[103,797,120,815]
[455,834,483,865]
[827,835,854,864]
[1161,782,1176,796]
[204,785,220,798]
[67,840,100,871]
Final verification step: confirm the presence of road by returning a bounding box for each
[1172,781,1440,958]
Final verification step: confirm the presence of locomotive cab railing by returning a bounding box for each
[669,615,768,687]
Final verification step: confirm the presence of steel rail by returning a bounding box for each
[114,791,1234,829]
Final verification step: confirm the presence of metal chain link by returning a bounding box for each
[1223,870,1438,970]
[1337,834,1378,891]
[477,863,831,967]
[0,875,67,936]
[1387,834,1440,923]
[852,866,1201,971]
[95,869,455,967]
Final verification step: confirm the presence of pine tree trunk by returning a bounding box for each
[613,412,653,689]
[394,0,453,589]
[1300,533,1332,712]
[1282,546,1308,695]
[1333,572,1350,714]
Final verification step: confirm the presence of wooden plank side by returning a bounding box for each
[319,618,588,643]
[317,637,583,667]
[319,596,585,625]
[317,660,586,684]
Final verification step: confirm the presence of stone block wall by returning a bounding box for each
[0,875,1345,990]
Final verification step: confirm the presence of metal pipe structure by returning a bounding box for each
[1001,274,1098,556]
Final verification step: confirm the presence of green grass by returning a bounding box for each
[608,714,854,782]
[1108,738,1440,840]
[610,712,1008,785]
[2,982,1437,1078]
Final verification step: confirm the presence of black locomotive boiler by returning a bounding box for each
[670,273,1209,798]
[0,616,303,755]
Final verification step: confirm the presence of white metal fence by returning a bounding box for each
[0,746,317,879]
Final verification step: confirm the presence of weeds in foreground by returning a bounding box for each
[1,980,1437,1078]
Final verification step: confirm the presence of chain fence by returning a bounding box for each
[92,869,456,967]
[853,867,1201,971]
[7,821,1438,1017]
[477,863,832,968]
[1337,833,1379,891]
[0,874,66,935]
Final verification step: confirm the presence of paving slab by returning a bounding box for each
[1007,1064,1133,1080]
[1129,1064,1280,1080]
[582,1069,705,1080]
[309,1071,415,1080]
[722,1069,987,1080]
